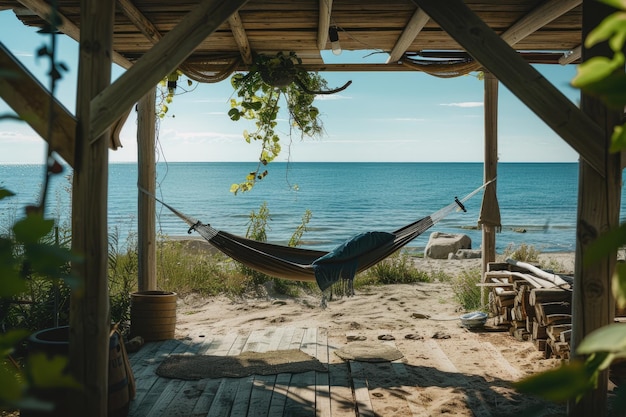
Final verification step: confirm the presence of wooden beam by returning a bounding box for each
[570,2,621,414]
[90,0,249,140]
[317,0,332,51]
[116,0,162,44]
[137,87,157,291]
[500,0,581,46]
[228,12,252,65]
[386,8,429,63]
[0,42,76,165]
[481,72,498,306]
[69,0,114,414]
[17,0,132,69]
[411,0,606,176]
[560,45,582,65]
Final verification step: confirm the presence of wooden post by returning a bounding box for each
[69,0,115,416]
[569,1,622,415]
[481,72,498,306]
[137,87,157,291]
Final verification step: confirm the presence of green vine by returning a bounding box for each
[157,70,194,119]
[228,52,351,194]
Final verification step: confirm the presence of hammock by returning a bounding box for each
[149,182,490,292]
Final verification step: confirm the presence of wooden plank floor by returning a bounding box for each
[128,327,337,417]
[126,326,537,417]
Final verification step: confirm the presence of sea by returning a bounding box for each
[0,161,618,254]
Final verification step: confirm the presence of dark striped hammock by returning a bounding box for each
[152,182,489,292]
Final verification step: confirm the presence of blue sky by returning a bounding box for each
[0,10,581,165]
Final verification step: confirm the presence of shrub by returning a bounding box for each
[363,250,431,285]
[501,243,540,263]
[449,267,483,311]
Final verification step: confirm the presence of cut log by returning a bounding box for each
[529,288,573,305]
[535,302,571,326]
[546,324,572,341]
[510,272,549,289]
[506,258,571,288]
[544,314,572,326]
[532,321,548,340]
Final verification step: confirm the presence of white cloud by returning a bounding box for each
[440,102,483,108]
[314,94,351,101]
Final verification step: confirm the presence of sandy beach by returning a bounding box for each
[171,252,576,416]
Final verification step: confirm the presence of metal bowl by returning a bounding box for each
[460,311,488,329]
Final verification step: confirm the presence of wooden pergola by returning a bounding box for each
[0,1,621,415]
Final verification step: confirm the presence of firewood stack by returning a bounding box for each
[483,259,573,359]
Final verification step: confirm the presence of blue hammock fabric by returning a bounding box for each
[312,231,395,291]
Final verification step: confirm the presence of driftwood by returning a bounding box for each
[484,261,573,359]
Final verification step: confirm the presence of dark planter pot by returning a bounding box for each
[20,326,131,417]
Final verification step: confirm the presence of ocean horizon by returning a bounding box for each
[0,161,616,254]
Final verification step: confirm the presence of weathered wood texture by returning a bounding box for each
[485,261,574,361]
[570,2,623,415]
[481,72,498,308]
[0,42,76,165]
[69,0,115,415]
[137,88,157,291]
[89,0,249,139]
[127,327,535,416]
[5,0,582,68]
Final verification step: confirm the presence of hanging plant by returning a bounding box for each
[157,70,195,118]
[228,51,351,194]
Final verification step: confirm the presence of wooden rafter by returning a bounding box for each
[388,0,579,65]
[90,0,249,140]
[117,0,161,44]
[228,11,252,65]
[317,0,332,51]
[17,0,132,69]
[411,0,605,176]
[560,44,582,65]
[0,42,76,165]
[500,0,581,46]
[386,8,429,63]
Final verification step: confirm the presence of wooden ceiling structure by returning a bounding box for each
[2,0,585,72]
[0,1,621,416]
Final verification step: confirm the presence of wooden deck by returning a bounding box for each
[126,326,558,417]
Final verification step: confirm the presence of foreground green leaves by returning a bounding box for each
[1,187,83,410]
[571,0,626,152]
[516,2,626,410]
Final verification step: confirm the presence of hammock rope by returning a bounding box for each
[143,180,493,292]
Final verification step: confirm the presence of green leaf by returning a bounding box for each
[610,124,626,152]
[583,223,626,266]
[0,329,29,356]
[514,361,592,402]
[28,353,81,389]
[0,363,25,403]
[0,187,15,200]
[614,262,626,308]
[572,56,621,88]
[577,323,626,355]
[12,215,54,244]
[598,0,626,10]
[577,69,626,108]
[585,12,626,51]
[0,271,26,297]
